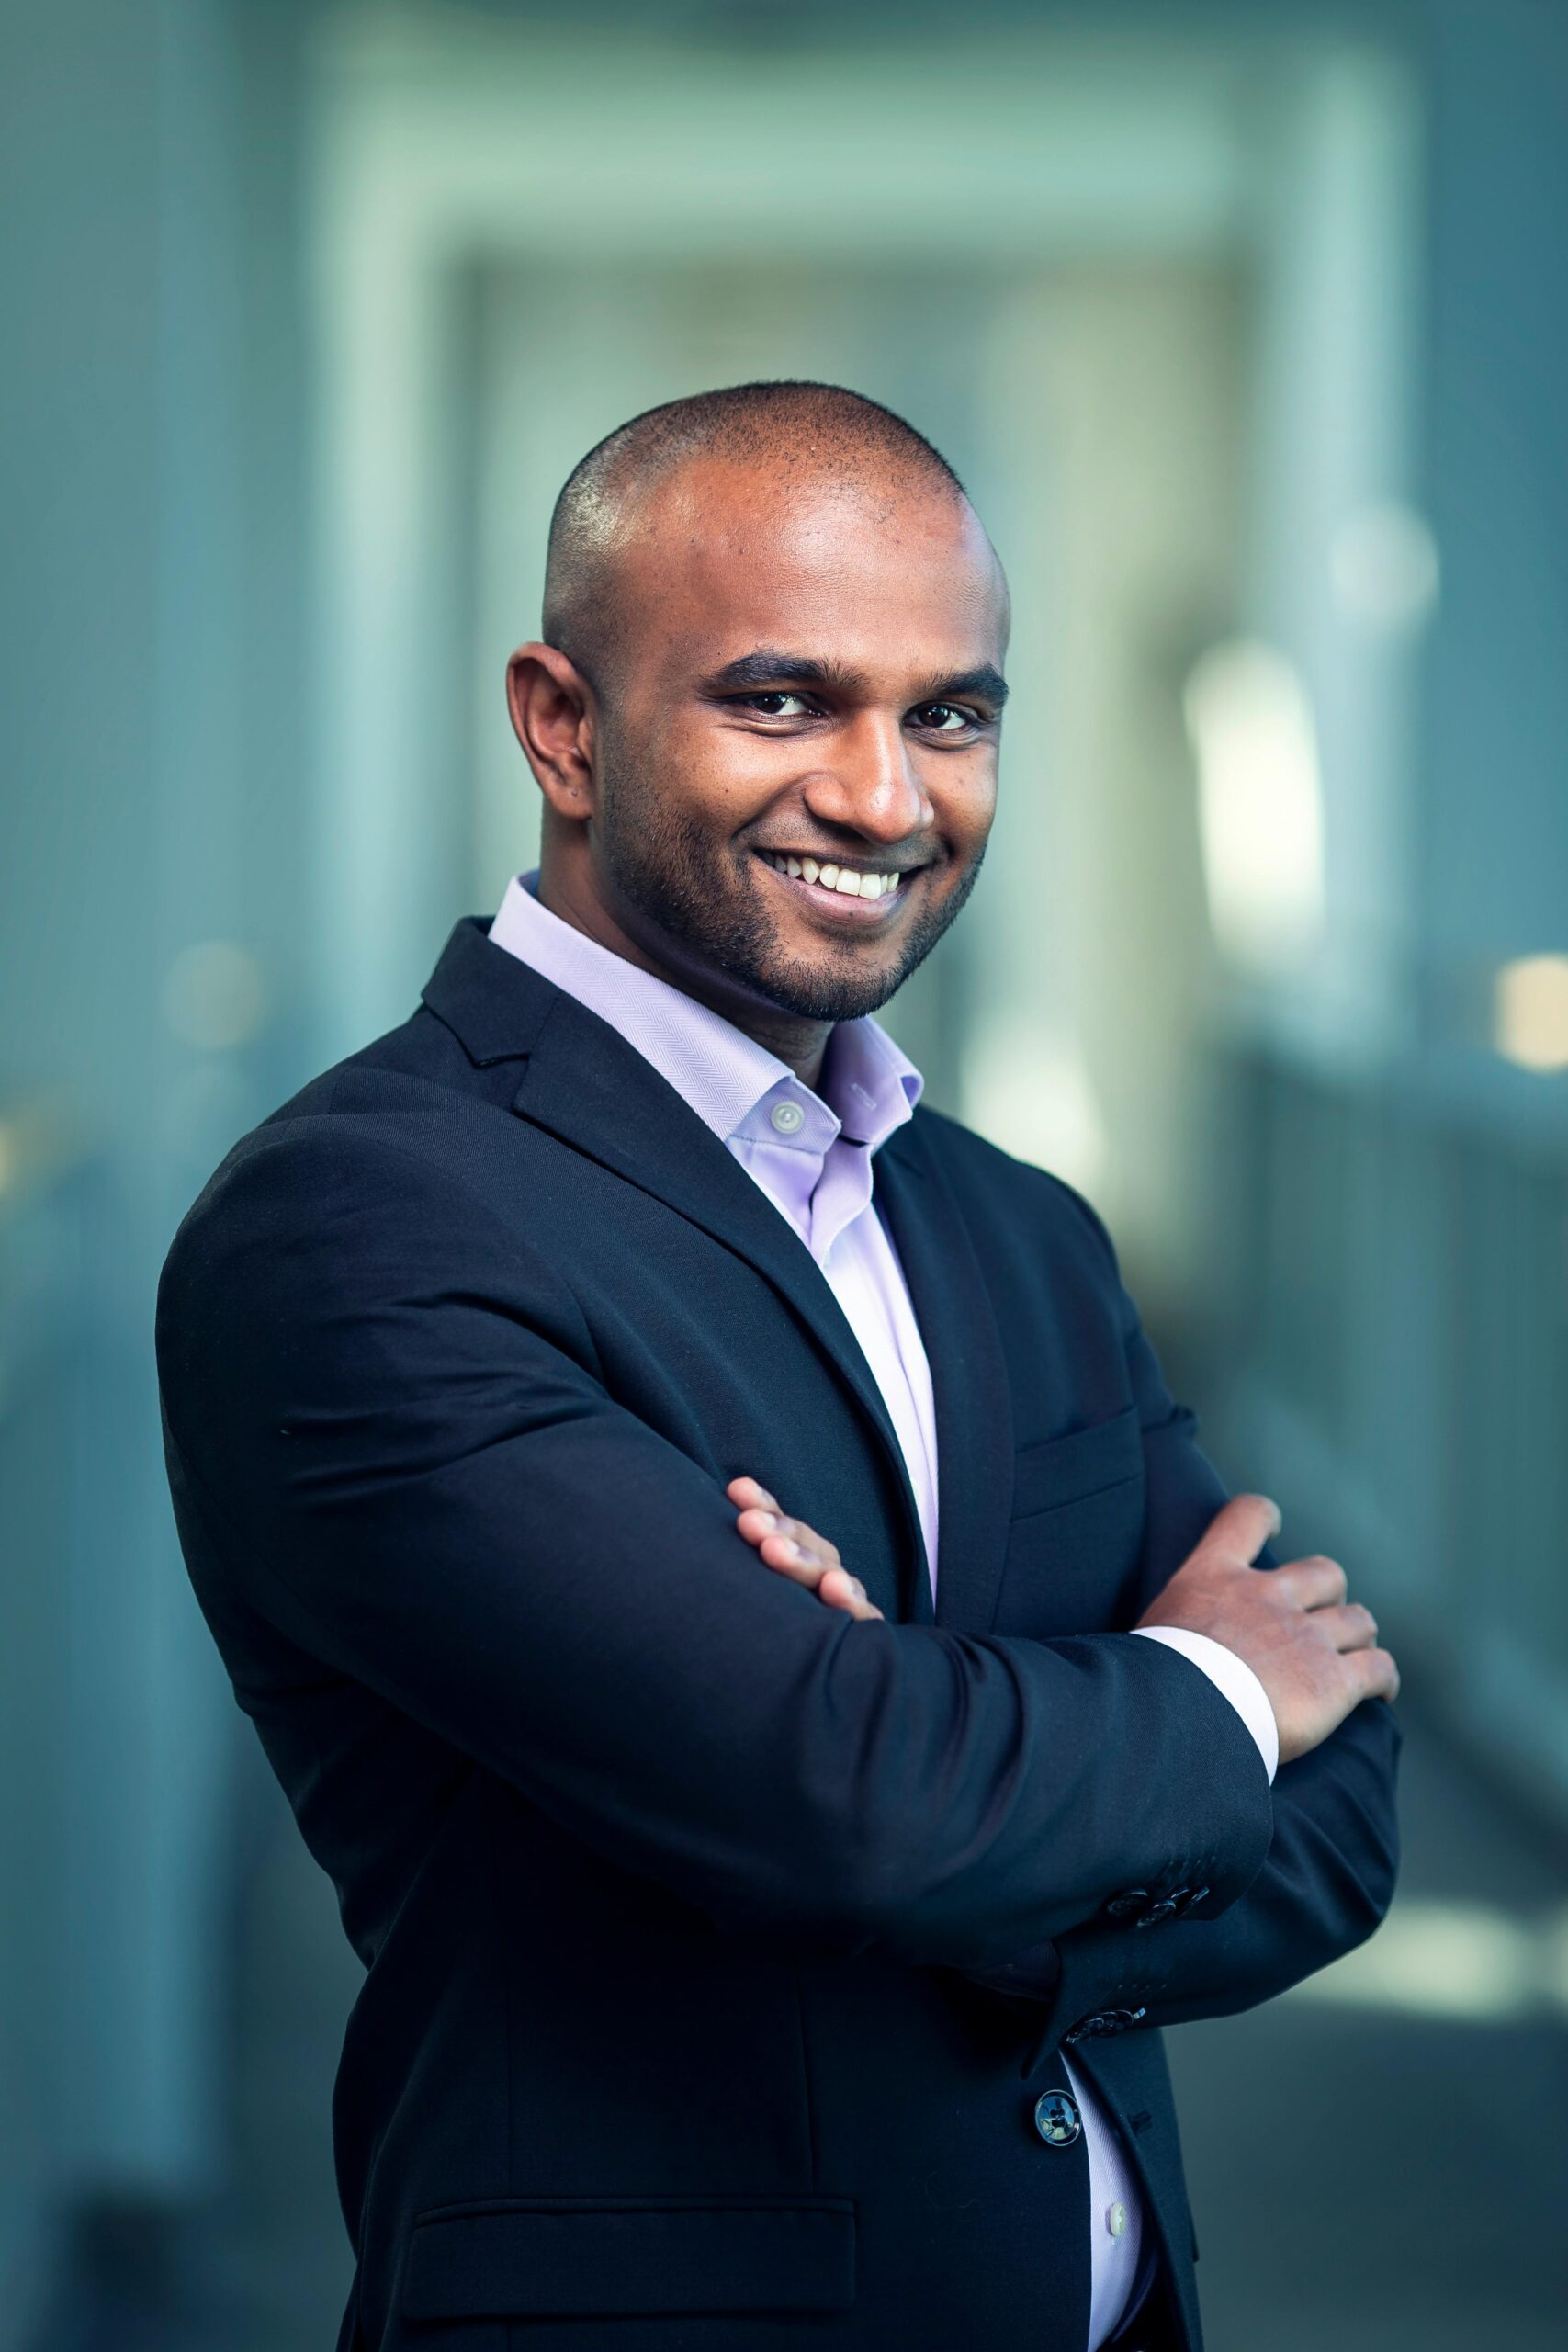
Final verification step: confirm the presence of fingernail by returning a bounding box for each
[778,1538,800,1559]
[849,1579,866,1602]
[751,1511,777,1532]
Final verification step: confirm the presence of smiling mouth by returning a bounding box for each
[754,848,913,906]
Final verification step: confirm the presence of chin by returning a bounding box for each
[755,955,904,1025]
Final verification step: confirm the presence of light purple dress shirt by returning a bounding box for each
[489,868,1277,2350]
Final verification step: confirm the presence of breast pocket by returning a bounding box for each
[995,1404,1146,1639]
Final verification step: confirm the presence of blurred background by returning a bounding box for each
[3,1,1567,2346]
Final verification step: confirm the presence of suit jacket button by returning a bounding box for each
[1103,1888,1150,1919]
[1066,2005,1148,2043]
[1033,2088,1082,2146]
[1170,1883,1211,1917]
[1134,1898,1179,1928]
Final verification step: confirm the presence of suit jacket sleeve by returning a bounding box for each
[955,1182,1401,2036]
[156,1122,1277,1970]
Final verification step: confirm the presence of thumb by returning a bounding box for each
[1192,1491,1282,1570]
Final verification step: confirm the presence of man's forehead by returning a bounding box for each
[600,455,1007,681]
[637,506,1001,647]
[640,455,988,562]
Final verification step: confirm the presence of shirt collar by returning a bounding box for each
[488,869,922,1154]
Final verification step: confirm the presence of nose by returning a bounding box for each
[802,710,932,846]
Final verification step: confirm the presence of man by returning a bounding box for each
[156,382,1400,2352]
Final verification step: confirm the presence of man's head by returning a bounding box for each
[506,381,1009,1065]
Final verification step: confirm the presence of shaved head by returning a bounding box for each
[543,380,972,686]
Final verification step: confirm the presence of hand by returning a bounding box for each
[727,1476,884,1621]
[1135,1494,1400,1765]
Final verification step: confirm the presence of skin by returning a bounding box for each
[506,445,1399,1762]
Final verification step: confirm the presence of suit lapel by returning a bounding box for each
[422,920,929,1621]
[872,1119,1016,1634]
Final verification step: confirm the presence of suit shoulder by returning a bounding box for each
[256,999,487,1132]
[906,1103,1122,1276]
[160,1029,525,1314]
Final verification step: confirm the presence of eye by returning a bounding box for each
[736,691,817,719]
[910,701,984,735]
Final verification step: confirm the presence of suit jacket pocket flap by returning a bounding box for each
[401,2194,857,2319]
[1010,1404,1143,1521]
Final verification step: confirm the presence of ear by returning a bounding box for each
[506,643,597,820]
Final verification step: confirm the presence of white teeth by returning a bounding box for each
[761,851,906,899]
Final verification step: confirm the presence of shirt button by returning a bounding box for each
[1106,2200,1128,2239]
[1032,2089,1081,2146]
[769,1100,806,1135]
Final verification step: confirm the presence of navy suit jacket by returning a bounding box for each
[155,916,1400,2352]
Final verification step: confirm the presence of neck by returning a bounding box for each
[535,858,832,1091]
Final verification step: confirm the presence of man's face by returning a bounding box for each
[581,458,1008,1024]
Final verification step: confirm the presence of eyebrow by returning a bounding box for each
[703,649,1009,710]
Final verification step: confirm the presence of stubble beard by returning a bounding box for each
[596,767,985,1023]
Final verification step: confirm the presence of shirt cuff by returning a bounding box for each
[1132,1625,1280,1784]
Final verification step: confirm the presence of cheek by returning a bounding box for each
[923,760,997,854]
[626,696,751,790]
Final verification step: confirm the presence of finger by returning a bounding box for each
[795,1522,840,1570]
[1309,1600,1379,1653]
[1275,1554,1348,1611]
[1194,1492,1282,1568]
[728,1476,781,1513]
[818,1565,884,1622]
[734,1504,784,1550]
[756,1533,829,1590]
[736,1504,840,1568]
[735,1505,817,1555]
[1343,1645,1400,1705]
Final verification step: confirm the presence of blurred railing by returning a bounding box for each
[1203,1045,1568,1829]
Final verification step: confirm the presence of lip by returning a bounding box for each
[752,852,923,927]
